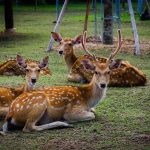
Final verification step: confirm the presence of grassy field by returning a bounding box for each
[0,4,150,150]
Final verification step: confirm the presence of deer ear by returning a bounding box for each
[51,32,62,43]
[109,59,122,70]
[72,35,82,45]
[81,59,95,71]
[39,56,49,69]
[16,55,27,68]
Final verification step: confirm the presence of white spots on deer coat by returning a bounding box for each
[76,94,79,97]
[38,95,43,99]
[40,102,45,106]
[12,93,15,97]
[29,101,32,105]
[20,105,23,110]
[27,93,32,96]
[16,104,20,108]
[0,95,5,98]
[26,105,30,109]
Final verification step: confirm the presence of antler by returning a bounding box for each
[82,31,96,60]
[107,29,123,63]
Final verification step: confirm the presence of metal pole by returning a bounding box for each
[93,0,97,38]
[127,0,141,55]
[137,0,143,14]
[47,0,68,51]
[56,0,59,20]
[116,0,120,29]
[100,0,103,40]
[145,0,150,16]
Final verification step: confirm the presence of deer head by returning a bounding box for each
[16,55,49,88]
[51,32,82,56]
[81,30,123,89]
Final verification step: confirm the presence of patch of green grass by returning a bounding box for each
[0,4,150,150]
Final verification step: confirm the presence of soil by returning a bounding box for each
[43,138,96,150]
[74,37,150,55]
[132,134,150,144]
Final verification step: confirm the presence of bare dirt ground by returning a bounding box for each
[74,38,150,55]
[53,37,150,56]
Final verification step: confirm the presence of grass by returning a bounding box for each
[0,4,150,150]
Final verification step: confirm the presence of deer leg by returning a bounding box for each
[90,108,96,114]
[23,108,71,132]
[29,121,71,132]
[0,107,9,119]
[64,110,95,123]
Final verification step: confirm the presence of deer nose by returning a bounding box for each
[31,78,37,84]
[59,51,63,55]
[100,83,106,88]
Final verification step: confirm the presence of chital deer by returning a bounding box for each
[0,57,51,76]
[51,32,82,71]
[0,55,49,118]
[0,30,123,134]
[51,32,147,87]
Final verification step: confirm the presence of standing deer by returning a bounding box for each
[0,55,49,118]
[51,32,146,87]
[0,30,123,134]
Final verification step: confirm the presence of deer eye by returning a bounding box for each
[37,69,40,72]
[107,71,111,74]
[26,69,29,72]
[95,71,98,75]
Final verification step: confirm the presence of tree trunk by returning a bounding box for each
[103,0,113,45]
[84,0,90,32]
[4,0,14,32]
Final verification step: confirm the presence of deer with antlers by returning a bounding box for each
[0,55,49,118]
[51,32,146,87]
[0,30,123,134]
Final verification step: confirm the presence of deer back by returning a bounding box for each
[71,55,147,86]
[0,59,51,76]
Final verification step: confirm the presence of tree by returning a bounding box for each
[103,0,113,45]
[4,0,14,32]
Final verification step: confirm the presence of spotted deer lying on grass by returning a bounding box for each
[0,30,123,134]
[51,32,146,87]
[0,57,51,76]
[0,55,49,118]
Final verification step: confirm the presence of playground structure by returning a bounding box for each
[47,0,149,55]
[2,0,149,55]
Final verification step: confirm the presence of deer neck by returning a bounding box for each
[11,83,35,98]
[64,50,77,71]
[24,83,35,92]
[80,78,107,109]
[10,85,25,98]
